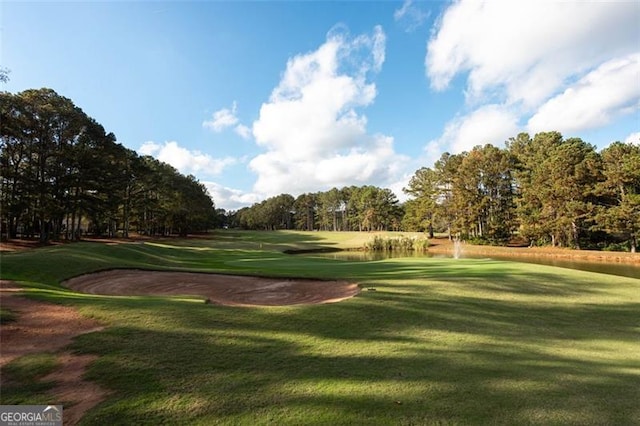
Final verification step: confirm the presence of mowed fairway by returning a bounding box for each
[1,231,639,425]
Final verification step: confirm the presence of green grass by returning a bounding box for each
[0,308,17,324]
[1,230,639,425]
[1,353,59,404]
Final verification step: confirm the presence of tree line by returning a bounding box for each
[228,186,403,232]
[2,88,637,252]
[404,132,639,252]
[1,88,216,242]
[225,131,638,252]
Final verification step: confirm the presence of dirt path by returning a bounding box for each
[64,270,360,306]
[0,281,108,425]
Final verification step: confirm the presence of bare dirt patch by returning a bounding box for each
[0,239,64,252]
[63,270,360,307]
[0,281,108,425]
[0,281,104,367]
[42,352,109,426]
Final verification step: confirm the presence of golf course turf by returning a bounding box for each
[0,231,639,425]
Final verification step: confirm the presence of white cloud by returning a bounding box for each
[426,1,638,107]
[387,173,413,204]
[369,25,386,73]
[625,132,640,145]
[426,105,519,155]
[394,0,430,33]
[249,26,408,197]
[234,124,251,140]
[528,54,640,134]
[249,134,406,196]
[202,181,262,211]
[203,102,252,139]
[394,1,411,22]
[203,102,239,132]
[137,141,236,177]
[138,141,161,156]
[424,0,640,157]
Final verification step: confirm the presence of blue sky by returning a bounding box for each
[2,1,639,210]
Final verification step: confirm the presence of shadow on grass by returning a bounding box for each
[4,242,639,424]
[68,284,640,425]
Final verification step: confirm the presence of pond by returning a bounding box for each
[309,250,640,279]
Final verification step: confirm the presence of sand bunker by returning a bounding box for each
[63,270,360,306]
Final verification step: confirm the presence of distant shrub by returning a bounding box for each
[364,235,429,252]
[602,242,631,252]
[414,238,430,252]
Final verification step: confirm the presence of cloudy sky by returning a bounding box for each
[3,1,639,209]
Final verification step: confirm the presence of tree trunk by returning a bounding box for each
[65,213,70,240]
[122,183,131,238]
[75,213,82,240]
[70,208,77,241]
[8,217,16,239]
[39,216,47,243]
[571,221,580,250]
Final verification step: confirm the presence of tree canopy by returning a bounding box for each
[401,133,638,251]
[1,88,216,241]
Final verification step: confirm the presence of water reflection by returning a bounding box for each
[312,250,640,279]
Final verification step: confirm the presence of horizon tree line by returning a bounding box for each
[229,185,403,232]
[2,87,637,252]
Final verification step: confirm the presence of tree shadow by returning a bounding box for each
[71,284,640,424]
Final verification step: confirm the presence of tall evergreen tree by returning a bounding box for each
[404,167,439,237]
[509,132,600,247]
[1,88,216,240]
[595,142,640,252]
